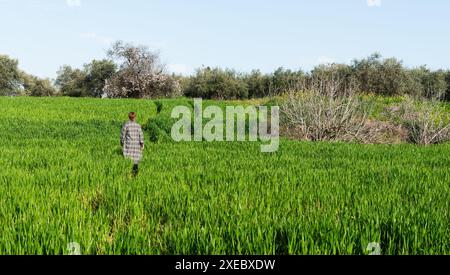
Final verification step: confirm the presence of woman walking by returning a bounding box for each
[120,112,145,176]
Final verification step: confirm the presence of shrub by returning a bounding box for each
[445,71,450,101]
[144,116,177,143]
[269,67,306,96]
[184,67,249,99]
[27,78,57,97]
[280,77,372,142]
[358,120,408,144]
[407,67,448,100]
[55,65,89,97]
[310,64,355,96]
[351,53,410,96]
[154,101,164,114]
[83,59,117,98]
[394,97,450,145]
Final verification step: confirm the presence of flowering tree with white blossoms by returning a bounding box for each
[103,41,181,98]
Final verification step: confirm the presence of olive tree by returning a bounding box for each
[0,55,21,95]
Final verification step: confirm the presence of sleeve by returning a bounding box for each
[139,126,144,147]
[120,124,126,146]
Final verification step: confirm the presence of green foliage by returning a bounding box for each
[244,70,271,98]
[154,100,164,114]
[407,67,448,99]
[55,60,117,98]
[270,67,306,94]
[55,65,89,97]
[145,115,177,143]
[21,72,57,97]
[0,55,21,95]
[28,78,57,97]
[181,54,450,101]
[2,51,449,101]
[84,59,117,97]
[0,55,58,97]
[0,97,449,255]
[263,97,283,108]
[352,54,409,96]
[445,71,450,101]
[185,67,309,99]
[185,67,249,99]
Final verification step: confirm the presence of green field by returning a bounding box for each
[0,97,449,255]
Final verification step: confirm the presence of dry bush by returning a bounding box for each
[392,97,450,145]
[358,120,408,144]
[280,76,374,142]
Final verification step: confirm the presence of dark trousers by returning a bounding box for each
[132,164,139,176]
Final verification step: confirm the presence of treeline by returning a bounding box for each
[1,42,450,101]
[0,54,56,97]
[184,53,450,101]
[0,41,182,99]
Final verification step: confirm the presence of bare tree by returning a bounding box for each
[280,75,373,142]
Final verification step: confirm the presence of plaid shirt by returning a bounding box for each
[121,120,144,163]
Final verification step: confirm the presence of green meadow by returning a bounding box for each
[0,97,448,255]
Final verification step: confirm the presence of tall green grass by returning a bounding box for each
[0,97,449,255]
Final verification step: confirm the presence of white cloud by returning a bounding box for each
[167,64,193,75]
[80,33,113,45]
[317,56,336,65]
[367,0,382,7]
[66,0,81,7]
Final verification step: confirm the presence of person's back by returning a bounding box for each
[121,112,144,176]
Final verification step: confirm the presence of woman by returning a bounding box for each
[120,112,145,176]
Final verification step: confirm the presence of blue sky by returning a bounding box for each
[0,0,449,79]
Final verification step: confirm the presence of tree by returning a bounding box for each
[352,53,409,96]
[244,70,270,98]
[351,53,381,94]
[55,60,117,98]
[0,55,21,95]
[406,66,431,98]
[84,59,117,97]
[408,67,448,99]
[32,78,56,97]
[55,65,89,97]
[311,64,356,95]
[269,67,306,95]
[104,41,180,98]
[184,67,249,99]
[445,71,450,101]
[22,75,57,97]
[378,57,409,95]
[424,70,447,100]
